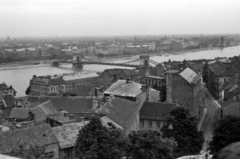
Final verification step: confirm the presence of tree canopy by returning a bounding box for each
[75,116,127,159]
[161,107,204,157]
[127,130,176,159]
[209,115,240,157]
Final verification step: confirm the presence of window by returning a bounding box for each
[157,121,161,128]
[148,121,152,128]
[140,120,144,127]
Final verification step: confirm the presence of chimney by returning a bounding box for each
[141,85,150,102]
[95,88,99,97]
[64,112,68,117]
[92,97,98,110]
[126,77,131,84]
[80,117,85,122]
[69,114,73,120]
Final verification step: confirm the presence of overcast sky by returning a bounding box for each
[0,0,239,37]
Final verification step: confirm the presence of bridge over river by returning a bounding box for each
[51,55,159,68]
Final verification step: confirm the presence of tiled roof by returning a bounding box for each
[26,96,100,114]
[140,102,177,120]
[96,97,139,128]
[209,61,226,76]
[32,100,58,116]
[10,108,30,119]
[104,80,142,97]
[53,121,88,149]
[0,124,58,154]
[223,74,239,91]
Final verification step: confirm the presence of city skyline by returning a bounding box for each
[0,0,240,37]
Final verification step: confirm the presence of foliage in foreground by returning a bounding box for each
[75,117,127,159]
[209,115,240,157]
[127,130,176,159]
[162,107,204,157]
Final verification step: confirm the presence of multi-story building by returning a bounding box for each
[63,73,100,92]
[165,67,205,117]
[206,60,240,99]
[140,101,177,132]
[30,75,65,96]
[0,82,16,97]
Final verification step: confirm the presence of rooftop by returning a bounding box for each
[62,73,99,81]
[140,102,177,120]
[0,124,58,154]
[104,80,142,97]
[47,115,75,124]
[53,121,88,149]
[96,97,139,128]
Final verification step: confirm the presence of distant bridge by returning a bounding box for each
[51,55,159,69]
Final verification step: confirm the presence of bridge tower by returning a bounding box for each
[72,54,83,68]
[139,55,150,77]
[139,55,149,68]
[73,54,81,63]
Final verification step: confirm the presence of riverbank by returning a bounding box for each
[0,62,51,71]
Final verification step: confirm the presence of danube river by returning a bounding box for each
[1,46,240,97]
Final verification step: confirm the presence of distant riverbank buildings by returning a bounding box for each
[29,73,100,96]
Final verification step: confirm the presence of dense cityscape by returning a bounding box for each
[1,0,240,159]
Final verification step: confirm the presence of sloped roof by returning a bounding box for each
[121,69,139,77]
[223,102,240,116]
[208,61,226,76]
[140,102,177,120]
[0,124,58,154]
[67,86,92,96]
[26,96,100,114]
[96,97,139,128]
[179,67,198,84]
[0,107,13,118]
[103,68,122,76]
[104,80,142,97]
[53,121,88,149]
[223,74,239,91]
[31,100,58,116]
[10,108,30,119]
[0,95,16,107]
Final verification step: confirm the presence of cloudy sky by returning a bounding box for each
[0,0,239,37]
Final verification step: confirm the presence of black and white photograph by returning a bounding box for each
[0,0,240,159]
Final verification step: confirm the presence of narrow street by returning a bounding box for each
[199,89,221,152]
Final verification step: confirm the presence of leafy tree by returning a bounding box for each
[127,130,176,159]
[209,116,240,158]
[75,116,127,159]
[25,85,31,95]
[9,143,53,159]
[162,107,204,157]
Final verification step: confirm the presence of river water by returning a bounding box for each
[1,46,240,97]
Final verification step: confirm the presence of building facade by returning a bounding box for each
[63,73,100,92]
[30,75,65,96]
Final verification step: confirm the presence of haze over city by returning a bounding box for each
[0,0,240,37]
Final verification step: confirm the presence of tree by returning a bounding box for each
[161,107,204,157]
[25,85,31,95]
[75,116,127,159]
[209,116,240,158]
[127,130,176,159]
[9,143,53,159]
